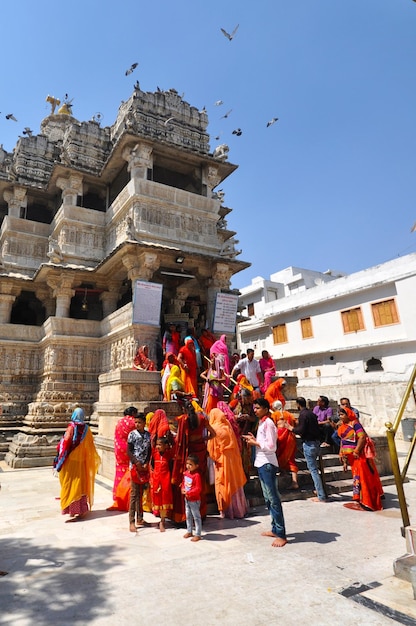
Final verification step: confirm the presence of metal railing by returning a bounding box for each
[385,363,416,535]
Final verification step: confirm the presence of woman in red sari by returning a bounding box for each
[271,400,299,490]
[107,406,138,511]
[171,400,215,523]
[338,407,383,511]
[133,344,156,371]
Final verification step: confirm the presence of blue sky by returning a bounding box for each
[1,0,415,289]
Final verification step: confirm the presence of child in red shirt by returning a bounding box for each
[181,454,202,542]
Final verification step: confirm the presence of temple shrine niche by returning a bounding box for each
[0,86,249,471]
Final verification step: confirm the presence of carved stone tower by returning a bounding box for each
[0,87,249,469]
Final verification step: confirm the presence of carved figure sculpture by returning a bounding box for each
[212,144,229,161]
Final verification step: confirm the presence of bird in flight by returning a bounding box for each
[214,100,223,106]
[221,109,233,119]
[125,62,138,76]
[267,117,279,127]
[199,106,207,114]
[22,127,33,136]
[221,24,239,41]
[164,117,175,126]
[6,113,17,121]
[232,128,242,137]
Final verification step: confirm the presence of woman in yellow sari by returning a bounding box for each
[55,408,101,521]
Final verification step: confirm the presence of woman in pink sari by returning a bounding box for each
[209,334,230,376]
[259,350,276,393]
[107,407,137,510]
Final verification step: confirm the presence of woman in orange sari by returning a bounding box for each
[338,407,383,511]
[271,400,299,490]
[264,377,287,408]
[207,408,247,519]
[178,338,199,397]
[55,408,101,521]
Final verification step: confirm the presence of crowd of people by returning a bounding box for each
[53,331,384,547]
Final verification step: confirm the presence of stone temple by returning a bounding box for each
[0,86,249,472]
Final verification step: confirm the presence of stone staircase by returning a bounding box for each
[242,443,396,508]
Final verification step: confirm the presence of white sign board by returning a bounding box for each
[132,280,163,326]
[213,292,239,334]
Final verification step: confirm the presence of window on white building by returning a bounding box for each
[341,307,365,333]
[371,299,399,327]
[301,317,313,339]
[272,324,288,344]
[247,302,254,316]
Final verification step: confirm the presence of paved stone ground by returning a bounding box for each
[1,444,416,626]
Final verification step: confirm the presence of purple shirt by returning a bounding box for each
[313,406,333,423]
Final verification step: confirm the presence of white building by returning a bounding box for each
[236,255,416,431]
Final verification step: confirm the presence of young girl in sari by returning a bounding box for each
[151,436,173,531]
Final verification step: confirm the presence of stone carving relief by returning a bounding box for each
[212,263,233,290]
[110,337,136,370]
[122,251,160,282]
[47,237,64,263]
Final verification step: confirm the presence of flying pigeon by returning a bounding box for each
[232,128,242,137]
[221,24,239,41]
[221,109,233,119]
[214,100,224,106]
[5,113,17,122]
[125,62,138,76]
[267,117,279,127]
[164,117,175,126]
[199,106,207,114]
[22,127,33,136]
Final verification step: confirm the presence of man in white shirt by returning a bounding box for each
[231,348,263,390]
[243,397,287,547]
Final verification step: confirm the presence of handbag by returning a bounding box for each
[130,464,150,484]
[364,436,376,459]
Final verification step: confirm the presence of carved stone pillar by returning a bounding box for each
[100,284,120,318]
[56,173,83,206]
[3,186,27,218]
[46,276,75,318]
[122,251,160,283]
[169,285,189,314]
[0,294,17,323]
[122,142,153,179]
[35,287,55,318]
[206,263,233,329]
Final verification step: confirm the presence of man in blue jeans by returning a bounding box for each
[291,397,329,503]
[243,397,287,547]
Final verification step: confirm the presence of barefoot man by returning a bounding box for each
[243,398,287,548]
